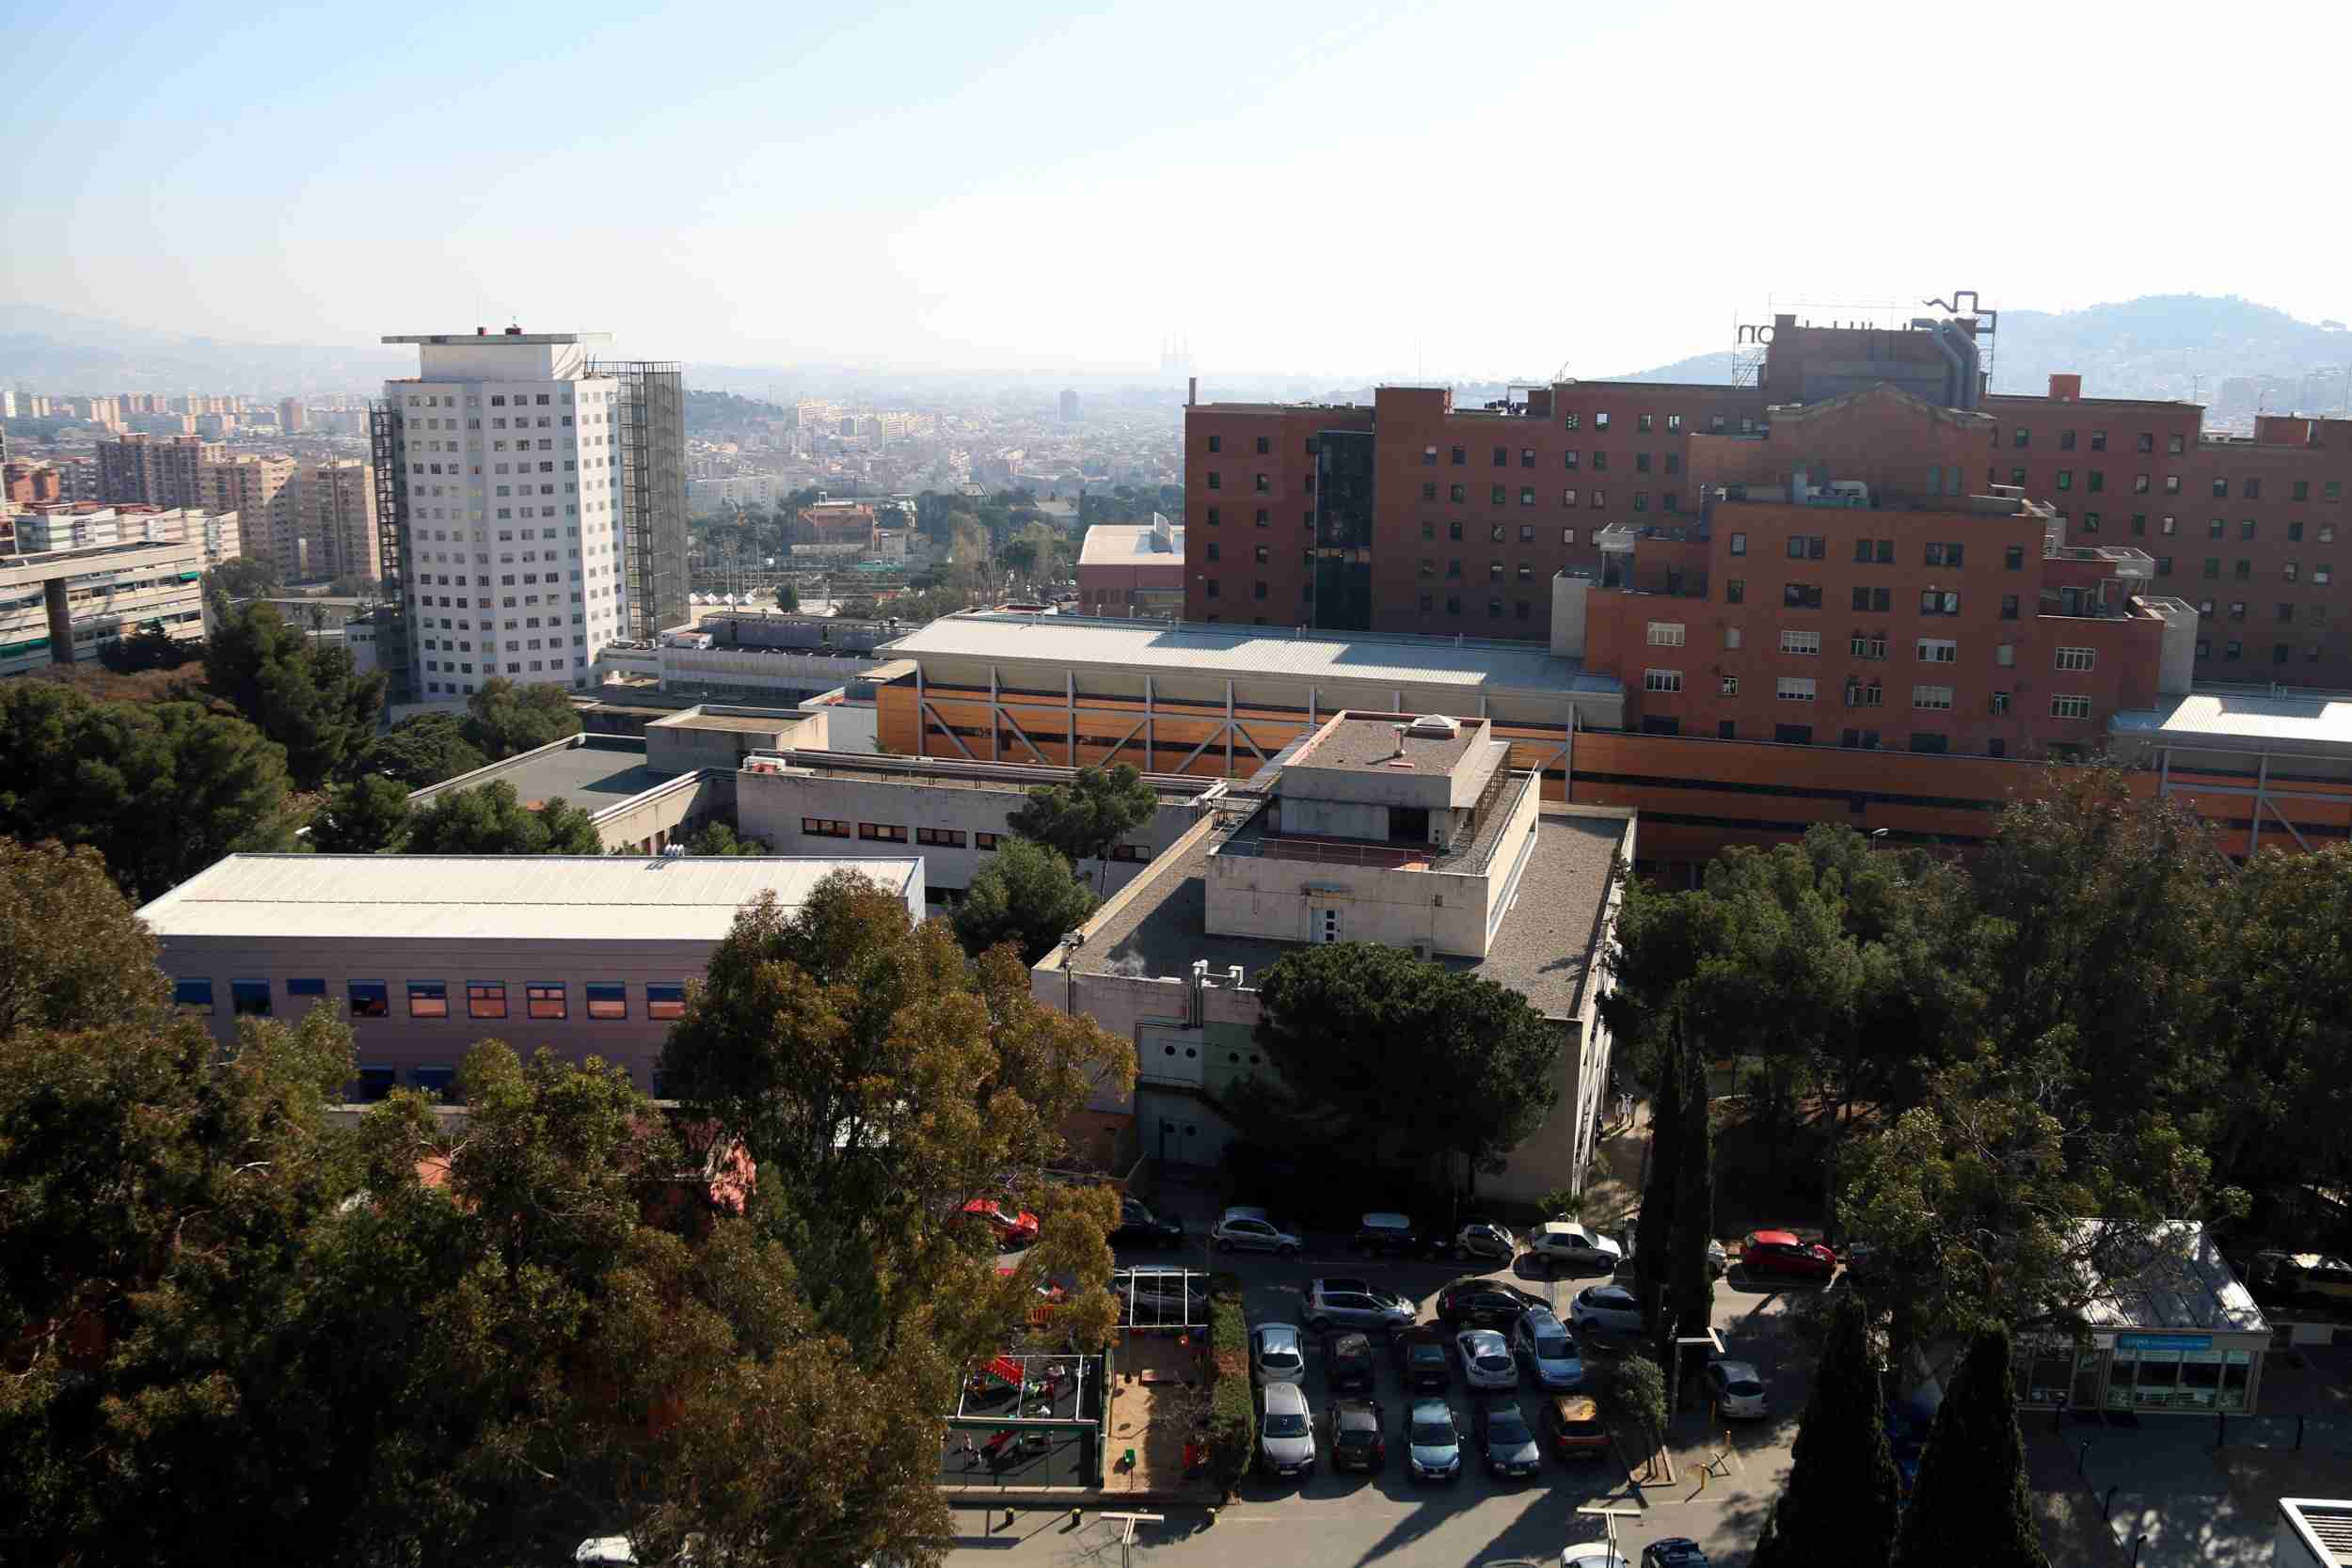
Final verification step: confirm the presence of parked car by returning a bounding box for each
[961,1198,1040,1248]
[1355,1212,1428,1257]
[1391,1323,1452,1390]
[1108,1197,1183,1248]
[1454,1327,1518,1391]
[2251,1251,2352,1305]
[1305,1276,1416,1334]
[1327,1396,1385,1472]
[1703,1359,1769,1419]
[1526,1222,1623,1274]
[1569,1284,1645,1337]
[1543,1393,1611,1461]
[1513,1307,1584,1391]
[1564,1547,1633,1568]
[1404,1397,1463,1483]
[1454,1219,1517,1262]
[1436,1278,1541,1328]
[1250,1322,1307,1386]
[1473,1394,1542,1479]
[1642,1540,1711,1568]
[1739,1229,1837,1282]
[1213,1207,1304,1256]
[1257,1381,1315,1478]
[1325,1329,1378,1392]
[1109,1267,1201,1326]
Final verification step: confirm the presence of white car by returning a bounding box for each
[1569,1283,1645,1337]
[1454,1327,1518,1390]
[1257,1381,1316,1478]
[1527,1222,1624,1273]
[1704,1358,1769,1419]
[1454,1220,1517,1262]
[1250,1322,1307,1386]
[1212,1206,1305,1256]
[1563,1548,1632,1568]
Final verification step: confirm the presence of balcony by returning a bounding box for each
[2046,542,2155,579]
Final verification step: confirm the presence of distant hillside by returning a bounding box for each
[0,304,411,395]
[1608,294,2352,420]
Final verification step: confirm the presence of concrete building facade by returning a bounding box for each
[1077,515,1184,616]
[97,433,218,509]
[295,458,380,582]
[199,454,295,569]
[0,537,207,675]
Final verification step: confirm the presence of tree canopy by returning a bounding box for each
[460,677,583,761]
[1749,1291,1901,1568]
[310,773,412,853]
[1006,764,1157,886]
[679,821,771,856]
[202,602,386,791]
[404,780,602,855]
[951,836,1097,963]
[1892,1326,2049,1568]
[358,710,487,788]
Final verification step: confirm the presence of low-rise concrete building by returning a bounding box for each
[0,537,208,675]
[1077,515,1184,617]
[1032,709,1634,1198]
[143,852,925,1098]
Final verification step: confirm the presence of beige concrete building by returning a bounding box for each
[200,454,295,572]
[296,459,379,581]
[97,433,219,508]
[0,537,208,676]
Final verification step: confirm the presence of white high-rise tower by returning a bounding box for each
[372,329,682,700]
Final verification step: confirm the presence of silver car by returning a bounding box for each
[1213,1206,1305,1256]
[1454,1327,1518,1391]
[1257,1381,1315,1477]
[1305,1275,1415,1334]
[1570,1284,1645,1337]
[1526,1222,1623,1274]
[1250,1321,1307,1386]
[1406,1397,1463,1483]
[1513,1307,1585,1391]
[1705,1358,1769,1419]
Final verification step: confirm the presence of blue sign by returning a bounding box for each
[2116,1333,2212,1352]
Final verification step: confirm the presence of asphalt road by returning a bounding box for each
[953,1227,1830,1568]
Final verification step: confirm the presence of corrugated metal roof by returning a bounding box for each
[137,854,921,942]
[2154,692,2352,746]
[882,612,1613,694]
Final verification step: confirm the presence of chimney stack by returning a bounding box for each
[1187,376,1197,407]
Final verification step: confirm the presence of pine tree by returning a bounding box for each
[1750,1291,1899,1568]
[1892,1326,2047,1568]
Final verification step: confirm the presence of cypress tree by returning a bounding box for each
[1665,1023,1716,1396]
[1634,1014,1683,1358]
[1892,1326,2047,1568]
[1750,1291,1900,1568]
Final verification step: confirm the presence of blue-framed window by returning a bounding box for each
[357,1066,396,1101]
[413,1066,456,1101]
[287,977,326,998]
[526,983,566,1020]
[467,981,507,1020]
[407,980,449,1019]
[230,979,272,1017]
[585,982,628,1021]
[173,977,215,1013]
[348,980,389,1019]
[645,982,687,1021]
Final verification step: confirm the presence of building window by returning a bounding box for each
[1920,590,1961,615]
[174,977,215,1014]
[1846,678,1884,708]
[1851,634,1888,660]
[407,980,449,1019]
[1205,473,1219,490]
[2225,640,2243,660]
[1645,668,1683,693]
[1724,578,1743,603]
[2057,469,2073,491]
[1998,594,2018,620]
[586,982,628,1021]
[1912,685,1954,711]
[646,983,687,1022]
[1451,487,1468,507]
[802,816,850,838]
[1646,621,1686,647]
[468,981,508,1020]
[347,980,389,1019]
[1520,487,1537,507]
[1490,485,1507,506]
[1916,638,1958,663]
[1255,436,1270,454]
[2060,431,2077,451]
[1591,490,1606,508]
[1785,582,1823,609]
[2013,427,2029,449]
[1206,435,1220,452]
[1451,445,1467,466]
[975,832,1000,850]
[1779,629,1820,656]
[526,983,566,1020]
[1728,531,1746,556]
[915,827,966,847]
[857,823,906,844]
[1787,534,1826,560]
[1776,676,1816,703]
[2054,646,2097,672]
[2050,694,2092,720]
[1720,675,1740,695]
[1851,586,1892,612]
[2005,545,2025,569]
[2082,513,2101,533]
[2284,560,2301,582]
[1923,542,1964,567]
[1422,444,1437,466]
[230,979,272,1017]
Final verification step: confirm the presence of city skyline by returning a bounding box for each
[6,0,2351,380]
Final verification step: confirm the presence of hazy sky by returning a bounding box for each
[4,0,2347,381]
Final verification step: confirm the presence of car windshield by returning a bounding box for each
[1724,1377,1764,1396]
[1535,1335,1574,1360]
[1263,1413,1308,1437]
[1410,1418,1454,1446]
[1338,1426,1376,1446]
[1407,1343,1446,1365]
[1588,1289,1631,1307]
[1261,1349,1301,1370]
[1487,1414,1532,1445]
[1476,1352,1513,1371]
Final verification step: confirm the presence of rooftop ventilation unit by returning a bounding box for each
[1407,714,1461,738]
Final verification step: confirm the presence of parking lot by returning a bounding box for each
[947,1215,1829,1567]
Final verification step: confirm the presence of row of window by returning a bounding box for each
[173,975,687,1022]
[1641,673,2091,719]
[2196,639,2329,665]
[1650,620,2094,672]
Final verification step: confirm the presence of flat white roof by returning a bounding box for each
[882,611,1615,695]
[137,854,921,942]
[1078,522,1183,566]
[2137,690,2352,749]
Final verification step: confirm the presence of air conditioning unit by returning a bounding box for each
[1411,942,1432,961]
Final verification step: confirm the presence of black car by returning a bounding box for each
[1472,1395,1542,1479]
[1108,1197,1184,1249]
[1435,1279,1541,1329]
[1390,1324,1451,1391]
[1354,1211,1428,1257]
[1642,1540,1711,1568]
[1328,1397,1386,1472]
[1326,1329,1377,1393]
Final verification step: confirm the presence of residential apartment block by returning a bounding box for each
[372,329,687,699]
[1,536,208,675]
[199,454,294,570]
[10,503,242,567]
[294,458,380,582]
[97,433,219,509]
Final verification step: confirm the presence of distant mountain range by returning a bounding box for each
[0,305,414,397]
[1613,294,2352,421]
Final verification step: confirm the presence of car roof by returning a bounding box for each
[1584,1284,1635,1304]
[1361,1211,1411,1227]
[1399,1323,1443,1343]
[1262,1381,1307,1412]
[1333,1398,1379,1425]
[1645,1540,1708,1565]
[1328,1330,1373,1354]
[1550,1393,1600,1419]
[1408,1396,1454,1419]
[1748,1229,1803,1247]
[1314,1275,1374,1292]
[1523,1307,1566,1332]
[1710,1358,1761,1379]
[1221,1206,1270,1222]
[1459,1326,1508,1346]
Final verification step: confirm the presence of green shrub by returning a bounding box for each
[1205,1275,1253,1489]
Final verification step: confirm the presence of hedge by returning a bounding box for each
[1205,1273,1252,1490]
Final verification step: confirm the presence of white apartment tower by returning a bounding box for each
[372,330,685,700]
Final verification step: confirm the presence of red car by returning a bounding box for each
[964,1198,1041,1247]
[1740,1229,1836,1280]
